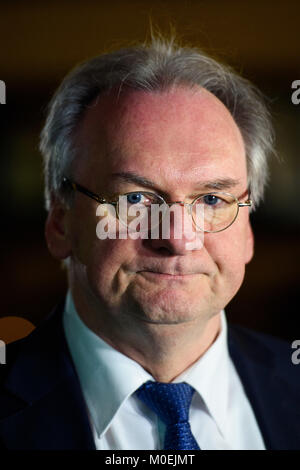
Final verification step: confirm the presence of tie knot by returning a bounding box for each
[136,381,195,425]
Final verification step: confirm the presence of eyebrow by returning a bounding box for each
[110,171,240,192]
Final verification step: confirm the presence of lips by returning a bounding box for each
[138,270,199,280]
[139,268,198,275]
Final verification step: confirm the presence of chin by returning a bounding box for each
[125,289,210,325]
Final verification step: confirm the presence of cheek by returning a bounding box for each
[68,202,99,263]
[68,201,140,302]
[204,222,250,284]
[83,238,138,303]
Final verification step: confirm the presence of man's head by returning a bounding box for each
[40,37,273,345]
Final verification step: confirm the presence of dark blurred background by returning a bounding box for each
[0,0,299,341]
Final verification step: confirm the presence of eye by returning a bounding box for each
[203,194,221,206]
[126,192,147,204]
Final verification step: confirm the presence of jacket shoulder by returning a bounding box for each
[228,323,300,385]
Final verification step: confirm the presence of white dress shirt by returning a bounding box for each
[63,291,265,450]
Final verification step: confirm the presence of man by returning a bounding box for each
[0,37,299,450]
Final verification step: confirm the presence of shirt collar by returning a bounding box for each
[63,291,230,438]
[174,311,230,435]
[63,291,153,437]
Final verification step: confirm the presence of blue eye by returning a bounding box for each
[203,194,220,206]
[127,193,143,204]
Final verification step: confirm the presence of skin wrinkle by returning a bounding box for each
[46,86,254,382]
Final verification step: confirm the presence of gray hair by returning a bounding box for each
[40,36,274,210]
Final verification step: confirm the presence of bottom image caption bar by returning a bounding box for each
[104,453,196,466]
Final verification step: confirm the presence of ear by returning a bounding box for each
[244,220,254,264]
[45,199,72,259]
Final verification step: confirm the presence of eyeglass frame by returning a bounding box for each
[61,176,252,233]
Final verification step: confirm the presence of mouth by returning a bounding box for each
[138,270,199,281]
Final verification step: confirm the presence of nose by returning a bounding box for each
[145,203,204,255]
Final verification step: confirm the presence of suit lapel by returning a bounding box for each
[0,303,95,449]
[228,325,300,450]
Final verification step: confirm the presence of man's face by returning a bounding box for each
[50,86,253,327]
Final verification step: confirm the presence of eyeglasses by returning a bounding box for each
[62,177,252,233]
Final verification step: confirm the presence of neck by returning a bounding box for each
[70,287,222,383]
[109,316,222,382]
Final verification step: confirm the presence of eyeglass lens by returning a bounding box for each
[115,192,238,233]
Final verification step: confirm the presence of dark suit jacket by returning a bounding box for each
[0,302,300,450]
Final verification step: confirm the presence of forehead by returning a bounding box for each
[74,86,247,189]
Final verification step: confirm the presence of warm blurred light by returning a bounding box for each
[0,316,36,344]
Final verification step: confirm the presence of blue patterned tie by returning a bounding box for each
[136,381,200,450]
